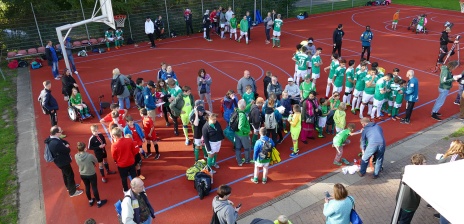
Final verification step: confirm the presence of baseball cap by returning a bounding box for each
[288,78,294,82]
[308,39,313,44]
[147,80,156,87]
[196,105,205,112]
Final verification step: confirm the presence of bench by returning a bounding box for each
[6,47,46,61]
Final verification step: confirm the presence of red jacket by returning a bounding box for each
[111,138,138,167]
[210,11,217,22]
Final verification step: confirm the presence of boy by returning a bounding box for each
[251,127,275,184]
[140,108,160,159]
[115,27,124,48]
[100,103,127,130]
[392,10,400,30]
[371,73,392,121]
[318,98,330,138]
[104,28,115,51]
[388,76,401,117]
[88,125,117,183]
[242,85,254,106]
[229,14,237,40]
[299,75,316,100]
[170,86,195,145]
[332,123,356,166]
[190,105,209,162]
[123,115,146,179]
[331,59,347,95]
[359,68,376,119]
[272,14,283,48]
[237,15,249,44]
[323,53,340,98]
[392,68,401,80]
[391,79,406,120]
[311,47,323,85]
[292,45,310,86]
[351,62,367,114]
[343,60,356,106]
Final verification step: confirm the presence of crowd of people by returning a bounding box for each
[36,7,464,224]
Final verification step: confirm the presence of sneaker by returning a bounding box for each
[55,77,61,80]
[154,153,160,160]
[366,61,371,64]
[107,170,117,175]
[359,114,364,119]
[246,42,249,45]
[210,169,217,174]
[454,102,460,105]
[351,109,356,115]
[433,213,440,219]
[250,178,258,184]
[318,134,325,138]
[166,122,170,127]
[391,116,397,121]
[213,163,220,169]
[185,139,190,145]
[379,112,384,117]
[400,119,410,124]
[283,130,288,133]
[138,175,145,180]
[341,158,350,165]
[70,190,83,197]
[97,199,107,208]
[174,131,179,136]
[237,39,241,43]
[207,39,213,42]
[85,114,92,118]
[89,199,95,207]
[375,117,384,121]
[302,140,308,144]
[431,113,442,121]
[101,177,107,183]
[290,147,294,151]
[145,153,152,159]
[289,152,298,157]
[74,71,79,75]
[262,178,267,184]
[436,112,442,116]
[333,161,342,166]
[237,162,243,167]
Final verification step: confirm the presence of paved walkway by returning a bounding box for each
[238,117,463,224]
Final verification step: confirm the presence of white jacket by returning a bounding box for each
[121,190,137,224]
[145,20,154,34]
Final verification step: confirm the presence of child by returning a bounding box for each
[111,111,123,130]
[100,103,127,130]
[351,62,367,114]
[392,10,400,30]
[251,127,275,184]
[237,15,249,44]
[272,14,283,48]
[229,14,237,40]
[326,92,341,134]
[280,91,292,133]
[392,68,401,80]
[331,59,346,95]
[115,27,124,48]
[190,105,210,162]
[288,104,301,157]
[317,98,329,138]
[123,115,146,179]
[323,53,340,98]
[69,87,91,118]
[332,123,356,166]
[274,215,293,224]
[140,108,160,159]
[88,125,116,183]
[311,47,323,85]
[333,102,347,133]
[391,79,406,120]
[293,44,309,86]
[242,85,254,113]
[387,76,401,116]
[104,28,115,51]
[343,60,355,106]
[154,85,164,117]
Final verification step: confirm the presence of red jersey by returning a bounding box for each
[128,125,143,146]
[142,116,156,140]
[210,11,217,22]
[102,109,126,128]
[111,138,138,167]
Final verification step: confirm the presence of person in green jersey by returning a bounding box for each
[351,62,368,114]
[317,98,330,138]
[343,60,355,107]
[355,58,367,73]
[299,74,316,101]
[332,123,356,166]
[242,85,255,113]
[391,79,406,120]
[323,53,340,98]
[272,14,283,48]
[371,73,392,121]
[359,69,377,119]
[292,46,310,86]
[104,28,115,51]
[115,27,124,49]
[331,59,347,94]
[311,47,323,85]
[170,86,195,145]
[229,14,237,40]
[237,15,249,44]
[416,14,425,33]
[387,76,401,116]
[167,78,182,135]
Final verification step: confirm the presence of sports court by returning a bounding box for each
[30,4,464,223]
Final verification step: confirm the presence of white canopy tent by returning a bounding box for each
[392,160,464,224]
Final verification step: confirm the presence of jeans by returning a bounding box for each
[432,88,449,113]
[440,215,450,224]
[234,134,251,163]
[455,84,463,103]
[118,97,130,110]
[68,54,77,72]
[81,174,100,201]
[265,28,271,41]
[199,92,213,112]
[360,144,385,176]
[51,61,59,78]
[60,164,77,195]
[117,165,137,192]
[142,216,153,224]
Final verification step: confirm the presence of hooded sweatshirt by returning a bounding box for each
[360,122,385,151]
[75,152,98,176]
[212,196,238,224]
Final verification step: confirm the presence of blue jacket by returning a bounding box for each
[405,77,419,102]
[161,71,177,81]
[246,15,252,28]
[123,123,145,139]
[39,88,59,111]
[360,31,373,47]
[143,86,157,110]
[223,97,238,124]
[280,98,292,117]
[361,122,385,151]
[253,136,275,161]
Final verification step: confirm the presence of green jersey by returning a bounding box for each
[330,99,340,110]
[300,81,316,99]
[168,86,182,98]
[242,92,254,105]
[363,74,376,95]
[373,78,387,100]
[333,66,346,88]
[333,129,351,147]
[230,17,237,29]
[105,31,113,38]
[294,52,309,71]
[345,67,355,88]
[394,87,405,104]
[273,19,283,32]
[240,19,249,32]
[355,64,362,73]
[311,55,322,74]
[390,83,400,101]
[329,60,340,79]
[182,95,193,115]
[320,105,329,117]
[115,30,123,37]
[354,70,367,91]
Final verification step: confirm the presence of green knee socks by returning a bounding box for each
[212,154,217,165]
[194,148,199,161]
[183,128,188,140]
[202,146,208,158]
[106,42,110,48]
[207,157,214,167]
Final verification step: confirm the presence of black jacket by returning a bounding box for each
[45,137,71,168]
[263,76,272,97]
[39,88,59,111]
[249,104,262,130]
[202,122,225,152]
[185,13,193,23]
[440,31,453,46]
[88,133,107,154]
[61,75,77,96]
[333,28,345,43]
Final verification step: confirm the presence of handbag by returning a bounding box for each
[200,84,207,94]
[305,114,315,124]
[348,196,363,224]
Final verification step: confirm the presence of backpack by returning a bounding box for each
[77,50,88,57]
[248,105,262,125]
[133,87,145,108]
[126,38,135,45]
[229,109,241,132]
[38,95,50,115]
[44,141,55,162]
[210,210,220,224]
[264,108,277,130]
[259,139,273,160]
[114,195,131,224]
[186,159,207,180]
[18,60,29,68]
[111,75,125,96]
[194,172,212,200]
[31,61,42,69]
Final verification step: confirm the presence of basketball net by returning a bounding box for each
[114,15,126,28]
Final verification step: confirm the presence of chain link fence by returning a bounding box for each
[0,0,367,57]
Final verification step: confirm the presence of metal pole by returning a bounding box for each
[352,0,354,8]
[260,0,263,21]
[201,0,204,16]
[164,0,171,38]
[310,0,313,14]
[254,0,256,22]
[392,183,405,224]
[332,1,334,11]
[233,0,235,12]
[287,2,289,18]
[125,0,133,39]
[79,0,90,40]
[31,3,44,47]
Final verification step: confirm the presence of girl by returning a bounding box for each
[300,91,319,144]
[197,68,213,112]
[318,98,330,138]
[264,97,281,144]
[222,90,238,125]
[123,115,146,180]
[289,104,302,157]
[69,87,91,118]
[203,113,225,173]
[333,103,347,133]
[438,140,464,163]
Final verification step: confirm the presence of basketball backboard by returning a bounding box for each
[99,0,115,29]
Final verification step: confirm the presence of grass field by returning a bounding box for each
[395,0,460,11]
[0,68,18,224]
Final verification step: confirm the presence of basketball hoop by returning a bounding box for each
[460,0,464,13]
[114,15,127,28]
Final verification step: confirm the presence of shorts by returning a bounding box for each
[362,93,374,103]
[194,138,203,147]
[312,73,320,79]
[208,141,222,154]
[318,116,327,127]
[332,85,342,94]
[294,64,298,73]
[416,24,423,31]
[144,131,157,141]
[273,31,281,37]
[94,149,108,163]
[116,36,124,40]
[335,127,343,133]
[240,31,248,36]
[234,134,251,150]
[344,87,353,94]
[327,77,333,84]
[231,28,236,33]
[353,89,363,97]
[106,37,114,41]
[295,70,307,79]
[180,113,190,125]
[394,102,402,108]
[255,161,269,168]
[373,99,384,107]
[392,20,398,24]
[225,21,230,26]
[220,23,225,28]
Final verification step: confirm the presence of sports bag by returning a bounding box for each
[349,196,363,224]
[259,139,273,160]
[186,159,206,180]
[111,75,125,96]
[44,142,55,162]
[133,87,145,108]
[264,108,277,129]
[229,109,242,132]
[194,172,212,200]
[31,61,42,69]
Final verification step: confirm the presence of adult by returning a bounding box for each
[431,61,462,121]
[121,177,156,224]
[223,90,238,125]
[438,27,457,64]
[144,17,156,48]
[75,142,107,207]
[161,65,178,81]
[234,99,252,166]
[401,70,418,124]
[110,127,138,192]
[166,78,182,134]
[112,68,131,109]
[212,184,240,224]
[299,75,316,101]
[263,12,273,44]
[157,62,166,80]
[360,25,374,63]
[271,10,277,21]
[64,37,78,74]
[249,97,265,146]
[225,7,234,32]
[144,81,158,122]
[39,80,59,127]
[197,68,213,112]
[300,91,318,144]
[263,71,272,99]
[219,8,227,38]
[184,9,194,36]
[454,75,464,105]
[267,76,283,100]
[202,113,225,173]
[203,10,213,42]
[170,86,195,145]
[237,70,257,98]
[45,40,60,80]
[323,183,354,224]
[154,15,165,40]
[332,24,345,57]
[284,78,301,104]
[358,117,386,179]
[61,68,78,100]
[45,126,83,197]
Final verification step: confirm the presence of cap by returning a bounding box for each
[288,78,294,82]
[305,74,311,79]
[196,105,205,112]
[147,80,156,87]
[308,40,313,44]
[194,99,204,107]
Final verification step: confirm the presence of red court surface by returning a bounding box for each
[30,5,464,224]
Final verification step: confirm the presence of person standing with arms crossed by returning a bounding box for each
[401,70,418,124]
[145,17,156,48]
[332,24,344,58]
[360,26,373,63]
